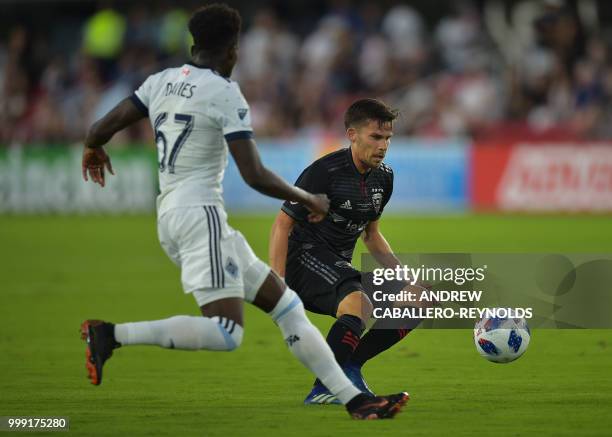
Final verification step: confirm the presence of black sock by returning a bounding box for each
[346,393,372,410]
[350,325,411,368]
[314,314,364,386]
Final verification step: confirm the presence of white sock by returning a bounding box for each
[270,288,361,405]
[114,315,243,351]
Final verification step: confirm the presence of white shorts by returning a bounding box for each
[157,205,271,307]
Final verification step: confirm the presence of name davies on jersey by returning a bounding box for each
[165,81,197,98]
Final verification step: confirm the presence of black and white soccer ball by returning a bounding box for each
[473,313,531,363]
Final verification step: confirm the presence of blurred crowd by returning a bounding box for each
[1,0,612,145]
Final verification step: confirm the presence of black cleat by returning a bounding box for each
[80,320,120,385]
[346,392,410,420]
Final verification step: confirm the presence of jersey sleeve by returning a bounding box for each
[281,160,329,222]
[208,85,253,142]
[130,75,154,116]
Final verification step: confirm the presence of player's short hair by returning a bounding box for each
[344,98,398,130]
[188,3,242,54]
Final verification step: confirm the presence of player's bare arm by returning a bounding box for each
[362,220,430,306]
[82,97,146,187]
[361,219,401,269]
[228,138,329,222]
[269,210,296,276]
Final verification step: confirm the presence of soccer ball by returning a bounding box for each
[473,314,531,363]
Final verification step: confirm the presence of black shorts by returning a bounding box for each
[285,242,405,317]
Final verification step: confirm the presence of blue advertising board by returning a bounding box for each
[222,139,315,211]
[223,138,469,213]
[383,139,469,212]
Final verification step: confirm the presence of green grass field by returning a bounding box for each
[1,214,612,436]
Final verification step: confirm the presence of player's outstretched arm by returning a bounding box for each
[82,97,146,187]
[228,138,329,222]
[362,220,402,269]
[84,97,146,148]
[269,211,295,277]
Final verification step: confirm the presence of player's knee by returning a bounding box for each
[336,291,373,321]
[251,270,286,313]
[269,287,305,324]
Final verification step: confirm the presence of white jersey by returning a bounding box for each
[132,63,253,217]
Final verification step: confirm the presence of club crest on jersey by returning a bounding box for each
[237,108,248,120]
[225,257,239,279]
[182,67,190,76]
[372,193,383,214]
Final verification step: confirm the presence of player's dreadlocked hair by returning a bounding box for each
[344,98,399,129]
[188,4,242,54]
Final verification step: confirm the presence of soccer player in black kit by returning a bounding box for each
[270,98,413,404]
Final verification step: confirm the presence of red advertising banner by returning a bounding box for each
[472,143,612,212]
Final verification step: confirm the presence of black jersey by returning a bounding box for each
[281,147,393,262]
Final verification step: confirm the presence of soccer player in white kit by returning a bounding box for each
[79,4,407,419]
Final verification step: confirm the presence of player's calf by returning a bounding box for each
[303,291,371,401]
[252,272,362,404]
[80,315,244,385]
[316,291,370,370]
[266,287,362,404]
[114,315,243,351]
